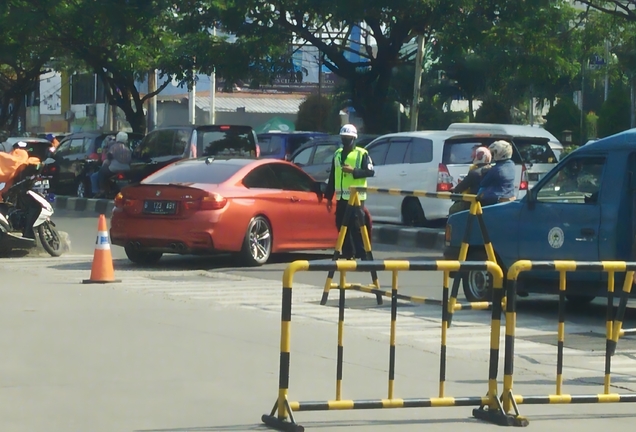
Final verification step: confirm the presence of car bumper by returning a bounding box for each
[110,211,223,253]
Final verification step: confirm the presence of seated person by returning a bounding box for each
[477,140,516,206]
[95,132,132,197]
[449,146,492,215]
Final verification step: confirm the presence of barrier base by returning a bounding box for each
[472,407,529,427]
[261,414,304,432]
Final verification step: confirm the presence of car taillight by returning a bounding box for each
[200,193,227,210]
[116,172,125,180]
[520,164,528,191]
[437,163,453,192]
[114,193,137,209]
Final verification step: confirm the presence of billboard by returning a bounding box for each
[40,71,62,115]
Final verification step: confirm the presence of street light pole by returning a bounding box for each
[410,34,425,131]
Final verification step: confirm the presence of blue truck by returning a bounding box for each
[444,129,636,304]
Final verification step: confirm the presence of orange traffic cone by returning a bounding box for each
[83,214,120,284]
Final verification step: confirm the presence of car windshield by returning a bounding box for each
[198,126,256,158]
[514,140,557,164]
[142,161,242,185]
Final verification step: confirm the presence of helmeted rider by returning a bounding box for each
[477,140,516,206]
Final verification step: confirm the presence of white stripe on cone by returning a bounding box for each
[95,230,111,250]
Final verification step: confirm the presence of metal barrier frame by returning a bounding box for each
[262,259,522,432]
[321,187,498,326]
[501,260,636,425]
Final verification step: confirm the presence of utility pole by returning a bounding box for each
[604,39,610,102]
[209,26,216,124]
[189,72,196,125]
[410,35,425,131]
[148,70,157,132]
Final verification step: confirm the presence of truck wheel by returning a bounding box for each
[462,250,493,302]
[402,198,426,227]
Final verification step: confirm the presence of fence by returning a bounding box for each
[261,259,523,432]
[320,187,497,325]
[501,260,636,423]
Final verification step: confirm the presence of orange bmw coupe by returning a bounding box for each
[110,157,362,266]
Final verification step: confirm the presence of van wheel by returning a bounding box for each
[462,250,493,302]
[402,198,426,227]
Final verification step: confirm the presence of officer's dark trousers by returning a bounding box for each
[335,199,367,259]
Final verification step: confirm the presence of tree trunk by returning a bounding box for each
[468,98,475,122]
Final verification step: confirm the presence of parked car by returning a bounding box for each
[48,131,143,197]
[1,137,53,161]
[445,128,636,303]
[125,125,259,186]
[363,132,542,227]
[257,131,328,160]
[110,158,360,266]
[290,134,380,182]
[447,122,564,161]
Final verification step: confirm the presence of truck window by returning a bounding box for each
[536,157,605,204]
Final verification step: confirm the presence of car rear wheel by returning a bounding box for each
[241,216,272,266]
[402,198,426,227]
[461,249,493,302]
[124,245,163,265]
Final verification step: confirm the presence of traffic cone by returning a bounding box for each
[83,214,120,284]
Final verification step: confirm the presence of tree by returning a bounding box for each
[295,94,340,132]
[223,0,468,133]
[0,1,53,133]
[597,81,630,137]
[544,97,582,144]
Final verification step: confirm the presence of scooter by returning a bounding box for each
[0,159,63,257]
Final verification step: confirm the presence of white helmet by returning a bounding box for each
[339,124,358,138]
[116,131,128,144]
[489,140,513,161]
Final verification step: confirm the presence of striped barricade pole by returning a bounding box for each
[262,259,518,431]
[501,260,636,424]
[321,187,498,324]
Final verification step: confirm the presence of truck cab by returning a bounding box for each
[444,129,636,303]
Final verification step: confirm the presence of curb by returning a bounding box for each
[52,197,445,252]
[54,196,115,216]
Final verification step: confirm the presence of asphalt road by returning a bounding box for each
[0,211,636,430]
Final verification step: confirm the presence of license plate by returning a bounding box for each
[143,200,177,215]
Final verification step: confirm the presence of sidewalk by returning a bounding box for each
[53,196,446,251]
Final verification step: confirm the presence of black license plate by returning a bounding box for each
[143,200,177,215]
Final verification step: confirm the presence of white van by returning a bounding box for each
[364,131,529,226]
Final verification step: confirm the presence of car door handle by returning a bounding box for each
[580,228,595,236]
[290,196,301,202]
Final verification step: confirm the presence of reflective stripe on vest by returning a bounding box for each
[334,147,368,200]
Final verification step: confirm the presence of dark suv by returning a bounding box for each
[48,131,143,197]
[125,125,259,184]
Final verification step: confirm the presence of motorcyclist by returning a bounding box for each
[449,146,492,215]
[95,131,132,197]
[477,140,516,206]
[0,142,40,197]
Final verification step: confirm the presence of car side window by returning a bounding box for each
[313,144,339,165]
[65,138,85,155]
[292,147,313,166]
[288,136,312,155]
[385,139,410,165]
[367,140,389,166]
[270,163,314,192]
[536,157,605,204]
[55,140,72,156]
[406,138,433,163]
[173,129,189,156]
[243,165,282,189]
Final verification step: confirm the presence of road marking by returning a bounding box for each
[2,255,636,378]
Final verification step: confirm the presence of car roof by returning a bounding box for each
[3,137,51,144]
[171,157,271,168]
[257,131,327,136]
[447,123,560,142]
[579,128,636,152]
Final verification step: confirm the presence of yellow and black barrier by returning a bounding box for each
[321,186,497,327]
[500,260,636,424]
[261,259,524,431]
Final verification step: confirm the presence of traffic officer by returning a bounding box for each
[325,124,374,259]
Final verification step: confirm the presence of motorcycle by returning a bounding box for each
[0,159,63,257]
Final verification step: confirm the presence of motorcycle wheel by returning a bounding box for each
[37,221,63,257]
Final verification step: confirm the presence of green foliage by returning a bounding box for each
[544,97,582,144]
[474,97,512,124]
[597,83,631,138]
[418,100,467,130]
[586,111,599,139]
[295,95,340,132]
